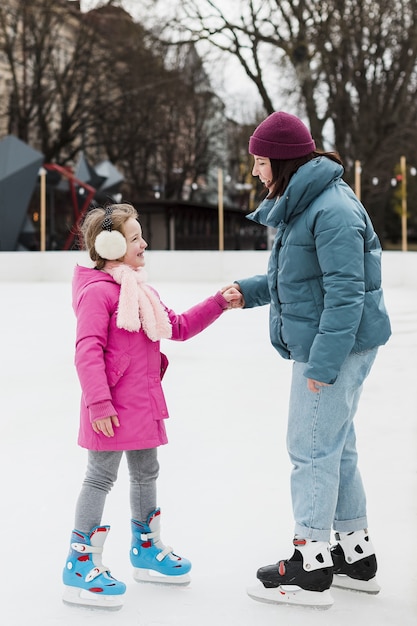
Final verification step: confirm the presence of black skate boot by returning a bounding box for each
[331,529,380,594]
[247,538,334,609]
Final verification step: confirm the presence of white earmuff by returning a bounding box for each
[95,229,127,260]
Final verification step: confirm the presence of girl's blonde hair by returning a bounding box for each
[80,203,139,269]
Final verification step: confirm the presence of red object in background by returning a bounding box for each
[44,163,96,250]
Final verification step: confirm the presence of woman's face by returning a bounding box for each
[252,155,273,190]
[120,217,148,268]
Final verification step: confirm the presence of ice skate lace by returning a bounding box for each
[140,531,174,562]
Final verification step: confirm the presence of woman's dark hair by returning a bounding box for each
[267,150,343,198]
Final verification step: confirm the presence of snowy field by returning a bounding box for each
[1,252,416,626]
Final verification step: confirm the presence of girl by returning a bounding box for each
[63,203,240,610]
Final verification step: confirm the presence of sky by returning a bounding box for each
[79,0,263,122]
[1,255,416,625]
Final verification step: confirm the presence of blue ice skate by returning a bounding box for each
[63,525,126,610]
[130,508,191,584]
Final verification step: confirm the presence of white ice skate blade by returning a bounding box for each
[332,574,381,594]
[247,583,334,609]
[62,585,124,610]
[133,567,191,586]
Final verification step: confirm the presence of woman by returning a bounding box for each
[228,112,391,609]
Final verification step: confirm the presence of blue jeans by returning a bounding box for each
[287,348,378,542]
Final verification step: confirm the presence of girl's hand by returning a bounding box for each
[92,415,120,437]
[307,378,331,393]
[221,284,245,308]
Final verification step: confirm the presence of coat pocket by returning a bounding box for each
[106,353,131,387]
[160,352,169,380]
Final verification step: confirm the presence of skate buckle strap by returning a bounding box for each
[155,545,174,562]
[293,539,307,547]
[71,542,103,555]
[140,531,158,541]
[85,564,110,582]
[138,526,175,562]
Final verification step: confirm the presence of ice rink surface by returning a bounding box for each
[1,256,416,625]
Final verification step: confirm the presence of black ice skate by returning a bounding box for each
[247,538,334,609]
[331,529,381,594]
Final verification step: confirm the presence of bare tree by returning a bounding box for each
[85,6,227,203]
[0,0,107,163]
[0,1,224,205]
[150,0,417,238]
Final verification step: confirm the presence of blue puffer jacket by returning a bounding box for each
[237,157,391,384]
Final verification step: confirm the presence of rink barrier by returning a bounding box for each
[0,250,415,288]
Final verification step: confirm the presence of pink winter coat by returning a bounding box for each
[72,265,229,451]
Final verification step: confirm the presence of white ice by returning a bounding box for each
[1,252,416,626]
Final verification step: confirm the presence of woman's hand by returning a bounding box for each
[307,378,331,393]
[92,415,120,437]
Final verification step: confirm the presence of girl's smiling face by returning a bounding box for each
[252,155,273,190]
[120,217,147,268]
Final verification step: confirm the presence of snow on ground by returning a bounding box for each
[1,262,416,625]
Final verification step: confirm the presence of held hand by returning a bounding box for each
[221,283,245,309]
[222,286,244,308]
[221,283,239,293]
[92,415,120,437]
[307,378,331,393]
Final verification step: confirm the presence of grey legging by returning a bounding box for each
[74,448,159,533]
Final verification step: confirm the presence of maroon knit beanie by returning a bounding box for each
[249,111,316,159]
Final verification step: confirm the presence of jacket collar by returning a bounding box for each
[247,157,344,228]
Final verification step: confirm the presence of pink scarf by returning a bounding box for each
[104,263,172,341]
